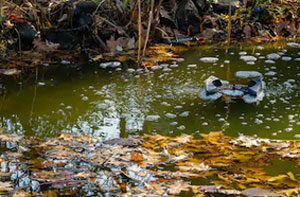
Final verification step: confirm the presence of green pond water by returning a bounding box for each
[1,42,300,141]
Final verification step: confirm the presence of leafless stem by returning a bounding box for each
[141,0,154,63]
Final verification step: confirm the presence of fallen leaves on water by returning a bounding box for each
[0,130,300,195]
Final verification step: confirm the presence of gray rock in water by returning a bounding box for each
[200,57,219,63]
[175,0,200,33]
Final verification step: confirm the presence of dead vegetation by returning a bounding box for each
[1,0,300,69]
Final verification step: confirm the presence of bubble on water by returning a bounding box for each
[174,105,183,109]
[255,119,263,124]
[273,118,280,122]
[176,58,185,62]
[259,56,265,59]
[255,53,261,56]
[145,115,160,122]
[218,118,225,122]
[265,71,276,76]
[161,102,171,107]
[297,122,300,126]
[224,60,230,64]
[170,64,179,68]
[179,111,190,117]
[60,103,65,106]
[82,96,89,101]
[165,113,177,119]
[200,116,205,120]
[288,115,294,120]
[239,116,244,120]
[163,68,172,72]
[285,128,293,132]
[267,53,281,60]
[282,56,292,61]
[177,125,186,130]
[215,114,221,117]
[66,106,72,110]
[265,60,275,64]
[265,126,270,129]
[38,82,46,86]
[295,134,300,138]
[241,122,247,125]
[272,132,277,136]
[187,64,197,68]
[295,57,300,61]
[278,130,282,133]
[200,57,219,63]
[257,46,264,50]
[239,51,247,56]
[170,122,178,126]
[265,117,271,121]
[127,68,135,72]
[202,122,208,126]
[247,61,255,65]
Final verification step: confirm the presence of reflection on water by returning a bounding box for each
[1,43,300,140]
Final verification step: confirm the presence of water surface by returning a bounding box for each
[1,42,300,140]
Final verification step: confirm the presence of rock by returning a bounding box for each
[73,1,97,28]
[267,53,281,60]
[287,42,300,48]
[212,0,241,14]
[175,0,200,33]
[235,71,262,78]
[240,55,257,62]
[200,57,219,63]
[11,22,37,50]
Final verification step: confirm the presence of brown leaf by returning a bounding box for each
[243,25,252,39]
[131,151,144,163]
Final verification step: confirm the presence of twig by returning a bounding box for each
[226,0,232,54]
[137,0,142,65]
[98,16,130,38]
[93,0,106,17]
[141,0,154,63]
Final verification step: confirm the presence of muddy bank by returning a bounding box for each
[0,0,300,69]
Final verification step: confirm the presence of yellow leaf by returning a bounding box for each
[268,175,288,182]
[287,171,297,181]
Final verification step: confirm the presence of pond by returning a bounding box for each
[1,42,300,140]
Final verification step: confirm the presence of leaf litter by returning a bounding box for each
[0,131,300,195]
